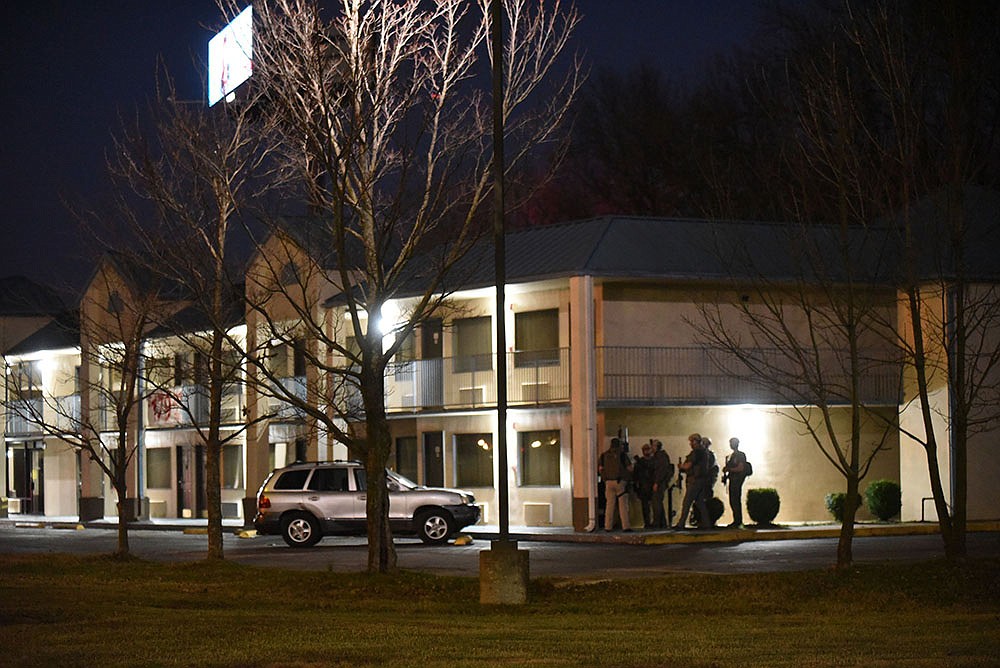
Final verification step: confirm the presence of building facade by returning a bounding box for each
[3,215,997,529]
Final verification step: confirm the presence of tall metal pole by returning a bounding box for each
[490,0,509,541]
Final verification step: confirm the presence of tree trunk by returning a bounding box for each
[836,474,859,571]
[362,362,397,574]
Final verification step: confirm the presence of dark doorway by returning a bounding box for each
[10,443,44,514]
[422,432,444,487]
[176,445,206,518]
[419,318,443,407]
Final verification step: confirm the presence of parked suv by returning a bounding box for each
[254,460,480,547]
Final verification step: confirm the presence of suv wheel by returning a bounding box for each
[416,510,452,545]
[281,512,321,548]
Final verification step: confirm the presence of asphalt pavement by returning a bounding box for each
[2,515,998,578]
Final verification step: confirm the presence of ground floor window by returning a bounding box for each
[222,445,243,489]
[519,429,560,486]
[395,436,418,481]
[454,433,493,487]
[146,448,172,489]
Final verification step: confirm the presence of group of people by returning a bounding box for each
[598,432,749,532]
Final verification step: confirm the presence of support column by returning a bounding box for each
[569,276,598,531]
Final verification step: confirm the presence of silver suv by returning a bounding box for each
[254,460,480,547]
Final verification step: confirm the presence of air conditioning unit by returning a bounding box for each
[459,386,485,405]
[523,502,553,526]
[520,381,550,402]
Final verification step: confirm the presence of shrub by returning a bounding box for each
[824,492,862,522]
[865,479,902,521]
[691,495,726,527]
[747,488,780,525]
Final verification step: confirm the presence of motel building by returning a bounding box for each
[3,210,999,531]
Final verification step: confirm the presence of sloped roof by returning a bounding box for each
[445,216,896,292]
[4,312,79,356]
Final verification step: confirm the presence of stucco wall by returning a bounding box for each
[603,405,900,525]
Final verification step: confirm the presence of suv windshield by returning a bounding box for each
[387,470,418,490]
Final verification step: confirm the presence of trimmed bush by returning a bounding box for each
[691,495,726,527]
[824,492,862,522]
[747,488,780,525]
[865,479,902,521]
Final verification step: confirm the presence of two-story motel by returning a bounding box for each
[4,211,998,530]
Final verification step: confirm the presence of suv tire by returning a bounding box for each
[416,510,453,545]
[281,511,322,548]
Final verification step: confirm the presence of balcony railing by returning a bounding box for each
[597,346,901,405]
[144,383,246,428]
[4,398,43,435]
[268,376,306,420]
[385,348,570,412]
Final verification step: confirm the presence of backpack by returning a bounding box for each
[706,449,719,480]
[744,460,753,477]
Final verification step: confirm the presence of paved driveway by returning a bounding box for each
[2,524,997,578]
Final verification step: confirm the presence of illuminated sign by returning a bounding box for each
[208,5,253,106]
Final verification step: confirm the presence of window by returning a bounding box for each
[514,309,560,366]
[454,316,492,373]
[146,448,172,489]
[308,467,349,492]
[274,469,310,490]
[519,429,561,486]
[222,445,243,489]
[454,433,493,488]
[394,437,418,481]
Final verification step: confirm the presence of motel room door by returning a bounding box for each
[176,444,206,519]
[422,432,444,488]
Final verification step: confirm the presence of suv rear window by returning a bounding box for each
[354,468,367,491]
[308,467,349,492]
[273,469,310,490]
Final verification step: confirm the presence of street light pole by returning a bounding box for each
[480,0,528,605]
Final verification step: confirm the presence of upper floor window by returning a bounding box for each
[514,309,559,367]
[453,316,491,373]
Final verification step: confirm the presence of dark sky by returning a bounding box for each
[0,1,762,296]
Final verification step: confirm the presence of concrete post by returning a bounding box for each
[479,540,529,604]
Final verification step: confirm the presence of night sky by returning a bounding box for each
[0,1,763,297]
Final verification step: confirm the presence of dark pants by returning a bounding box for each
[728,476,745,525]
[677,478,710,528]
[638,489,654,528]
[651,485,667,528]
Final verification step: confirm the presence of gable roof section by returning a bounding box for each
[5,312,79,356]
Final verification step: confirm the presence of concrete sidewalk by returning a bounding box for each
[3,513,998,546]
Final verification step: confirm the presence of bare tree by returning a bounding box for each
[242,0,581,573]
[103,67,273,560]
[699,0,1000,565]
[3,260,159,557]
[837,1,1000,560]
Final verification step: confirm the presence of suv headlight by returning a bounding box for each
[459,493,473,505]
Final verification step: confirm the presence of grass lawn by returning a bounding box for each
[1,553,998,667]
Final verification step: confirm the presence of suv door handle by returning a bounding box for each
[308,496,320,501]
[358,495,366,501]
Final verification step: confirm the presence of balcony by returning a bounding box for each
[597,346,901,406]
[145,383,246,428]
[4,398,43,435]
[268,376,306,421]
[385,348,570,412]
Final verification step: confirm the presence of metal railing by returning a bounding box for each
[4,398,43,435]
[597,346,901,405]
[385,348,570,412]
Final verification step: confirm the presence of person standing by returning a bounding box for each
[633,442,656,529]
[723,437,748,527]
[673,433,709,530]
[598,437,633,532]
[651,439,673,528]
